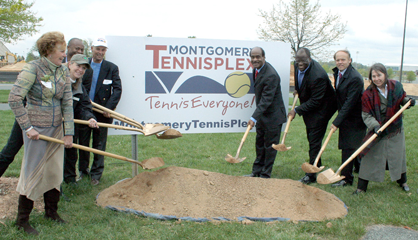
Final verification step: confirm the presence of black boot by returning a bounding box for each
[44,189,66,223]
[15,195,39,235]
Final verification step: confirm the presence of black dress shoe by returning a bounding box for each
[299,175,316,184]
[400,183,410,192]
[331,180,352,188]
[352,189,365,195]
[243,173,258,177]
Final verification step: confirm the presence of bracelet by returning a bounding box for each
[25,126,34,132]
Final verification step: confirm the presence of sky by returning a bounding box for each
[4,0,417,66]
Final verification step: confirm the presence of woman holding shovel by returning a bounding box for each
[353,63,415,194]
[8,31,74,235]
[63,54,98,184]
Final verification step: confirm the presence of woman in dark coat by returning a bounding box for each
[63,54,98,184]
[354,63,415,194]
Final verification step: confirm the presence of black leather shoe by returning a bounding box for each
[243,173,258,177]
[400,183,410,192]
[331,180,352,188]
[299,175,316,184]
[352,189,365,195]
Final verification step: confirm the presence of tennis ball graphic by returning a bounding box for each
[224,71,251,98]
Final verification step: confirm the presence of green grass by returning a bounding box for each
[0,90,10,103]
[1,100,418,239]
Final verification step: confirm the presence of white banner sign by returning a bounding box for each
[105,36,290,135]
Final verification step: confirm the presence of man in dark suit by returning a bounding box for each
[246,47,287,178]
[330,50,366,187]
[65,38,85,62]
[289,48,337,184]
[78,37,122,185]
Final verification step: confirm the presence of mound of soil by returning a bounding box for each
[0,178,43,221]
[97,166,347,221]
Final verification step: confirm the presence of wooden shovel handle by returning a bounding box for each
[235,125,252,158]
[312,127,336,167]
[281,94,299,144]
[91,102,144,129]
[38,134,143,166]
[93,108,142,129]
[335,100,411,174]
[73,119,144,134]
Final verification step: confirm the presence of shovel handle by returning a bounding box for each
[91,102,144,129]
[93,108,143,129]
[281,94,299,144]
[312,127,336,167]
[73,119,145,134]
[38,134,143,166]
[235,125,252,158]
[335,100,411,175]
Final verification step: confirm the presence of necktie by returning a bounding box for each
[298,72,303,88]
[255,70,259,79]
[337,72,342,87]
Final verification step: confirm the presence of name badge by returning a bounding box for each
[73,97,80,101]
[103,79,112,85]
[41,81,52,89]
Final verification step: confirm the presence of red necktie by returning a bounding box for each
[255,70,259,79]
[337,72,342,87]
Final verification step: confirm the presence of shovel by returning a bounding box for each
[225,125,252,163]
[272,94,299,151]
[156,129,183,139]
[91,102,144,129]
[38,134,164,169]
[301,127,336,173]
[91,109,169,136]
[317,100,411,184]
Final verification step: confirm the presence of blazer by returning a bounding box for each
[86,58,122,123]
[294,60,337,129]
[332,65,366,149]
[251,62,287,129]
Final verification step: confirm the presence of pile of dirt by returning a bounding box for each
[97,166,347,221]
[0,62,26,72]
[0,178,43,221]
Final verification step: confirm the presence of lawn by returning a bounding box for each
[1,99,417,239]
[0,90,10,103]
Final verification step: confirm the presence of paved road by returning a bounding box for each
[0,72,18,82]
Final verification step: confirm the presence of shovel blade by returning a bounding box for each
[301,163,325,173]
[156,129,183,139]
[225,154,246,163]
[143,125,170,136]
[317,168,345,184]
[139,157,164,169]
[272,143,291,151]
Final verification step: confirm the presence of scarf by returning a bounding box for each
[359,79,406,158]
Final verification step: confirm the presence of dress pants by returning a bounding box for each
[340,148,357,184]
[0,120,23,177]
[252,123,282,178]
[305,124,327,179]
[63,124,80,183]
[78,124,108,180]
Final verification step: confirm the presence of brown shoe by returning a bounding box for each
[91,179,100,186]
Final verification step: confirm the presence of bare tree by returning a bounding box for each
[83,38,93,57]
[258,0,347,59]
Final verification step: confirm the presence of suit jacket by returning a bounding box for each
[87,58,122,124]
[294,60,337,129]
[332,65,366,149]
[251,62,287,129]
